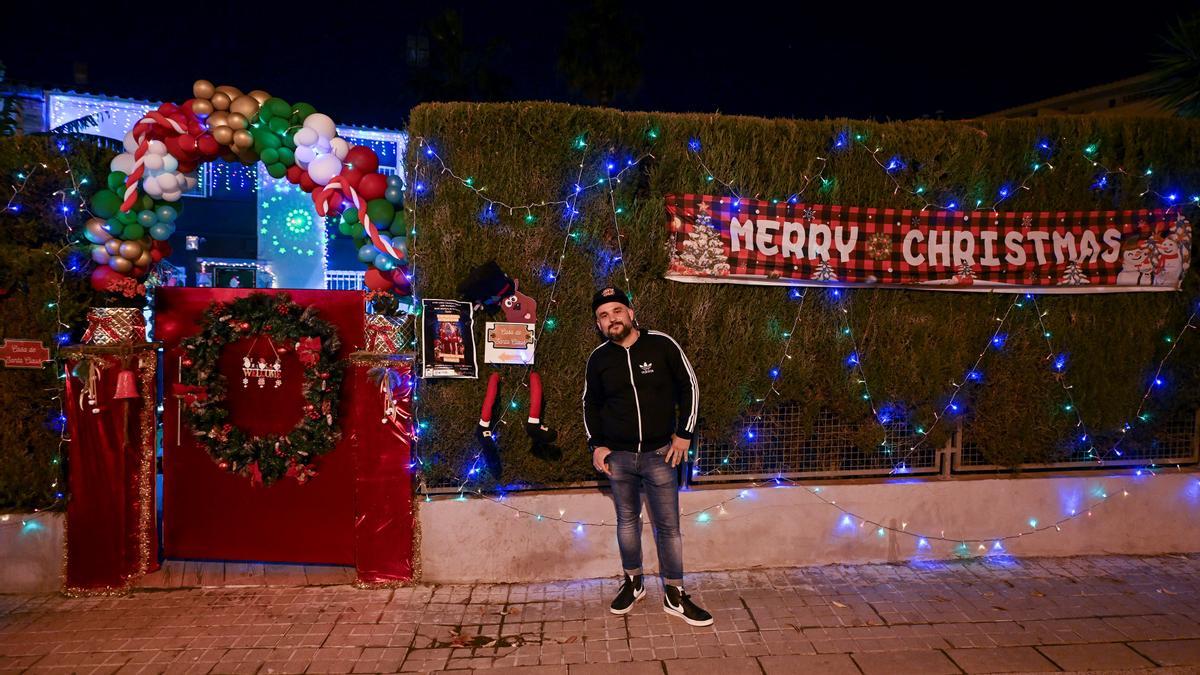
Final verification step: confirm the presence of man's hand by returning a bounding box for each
[592,446,612,475]
[666,435,690,467]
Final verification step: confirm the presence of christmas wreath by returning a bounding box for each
[177,292,343,485]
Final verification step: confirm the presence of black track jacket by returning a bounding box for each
[582,329,698,453]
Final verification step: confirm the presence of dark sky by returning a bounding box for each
[1,2,1190,127]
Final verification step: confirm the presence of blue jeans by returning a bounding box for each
[606,447,683,586]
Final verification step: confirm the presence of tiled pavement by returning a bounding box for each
[3,555,1200,673]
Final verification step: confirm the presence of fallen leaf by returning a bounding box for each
[831,600,848,609]
[1157,588,1178,596]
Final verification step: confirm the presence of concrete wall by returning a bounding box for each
[0,512,63,593]
[419,472,1200,584]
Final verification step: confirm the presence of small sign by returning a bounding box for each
[420,299,478,379]
[0,339,52,369]
[484,322,536,365]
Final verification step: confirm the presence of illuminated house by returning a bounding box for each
[23,89,406,289]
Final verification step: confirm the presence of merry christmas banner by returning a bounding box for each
[664,194,1192,293]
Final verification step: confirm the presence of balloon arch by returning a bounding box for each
[83,80,410,295]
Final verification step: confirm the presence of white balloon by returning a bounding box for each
[316,138,332,154]
[331,138,349,159]
[142,179,164,197]
[163,190,182,202]
[304,114,336,140]
[294,128,317,147]
[147,140,166,155]
[308,154,342,186]
[123,132,138,153]
[155,173,178,191]
[143,154,164,171]
[295,146,316,168]
[162,154,179,173]
[183,174,198,190]
[111,153,135,174]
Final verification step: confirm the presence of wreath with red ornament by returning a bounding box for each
[176,292,342,486]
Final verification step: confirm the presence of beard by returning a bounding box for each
[606,318,633,342]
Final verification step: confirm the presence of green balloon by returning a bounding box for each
[123,223,146,240]
[265,98,291,119]
[261,130,283,149]
[342,207,359,224]
[89,190,121,219]
[267,163,287,179]
[138,195,154,212]
[291,102,316,121]
[352,235,366,249]
[338,222,352,236]
[349,223,365,239]
[391,210,406,230]
[106,171,127,193]
[276,147,295,166]
[104,218,124,238]
[366,199,395,227]
[268,117,288,134]
[260,148,279,164]
[117,209,138,225]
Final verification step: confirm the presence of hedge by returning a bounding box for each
[407,102,1200,489]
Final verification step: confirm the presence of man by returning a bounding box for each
[582,287,713,626]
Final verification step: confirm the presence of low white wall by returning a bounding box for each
[0,512,63,593]
[419,472,1200,583]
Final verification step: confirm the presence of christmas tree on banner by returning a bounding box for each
[673,205,730,277]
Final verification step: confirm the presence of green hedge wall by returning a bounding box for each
[407,102,1200,489]
[0,136,110,509]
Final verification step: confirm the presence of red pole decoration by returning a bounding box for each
[313,177,402,260]
[120,111,188,212]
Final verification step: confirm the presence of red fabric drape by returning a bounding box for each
[349,357,415,584]
[64,348,158,592]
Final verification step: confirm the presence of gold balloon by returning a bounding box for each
[104,239,122,255]
[109,257,133,274]
[85,218,111,243]
[90,245,110,265]
[232,130,254,149]
[215,85,243,100]
[211,126,234,146]
[192,79,215,99]
[118,240,143,261]
[227,113,248,130]
[211,92,231,111]
[135,250,153,268]
[191,99,214,116]
[207,111,229,128]
[248,90,271,105]
[230,95,260,119]
[235,148,259,165]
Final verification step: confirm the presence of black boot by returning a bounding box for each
[609,573,645,615]
[663,584,713,626]
[474,422,502,478]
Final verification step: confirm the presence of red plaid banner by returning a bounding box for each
[665,194,1193,293]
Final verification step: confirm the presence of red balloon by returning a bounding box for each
[159,102,177,115]
[152,240,173,257]
[364,268,395,291]
[90,266,119,292]
[164,137,183,158]
[178,159,198,174]
[344,146,379,174]
[286,165,304,184]
[359,173,387,201]
[196,134,220,157]
[299,174,316,193]
[340,168,364,189]
[326,192,344,214]
[177,135,197,154]
[131,265,148,279]
[150,249,163,262]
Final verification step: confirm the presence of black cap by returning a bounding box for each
[592,286,631,313]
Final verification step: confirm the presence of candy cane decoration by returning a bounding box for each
[313,177,402,261]
[120,112,187,212]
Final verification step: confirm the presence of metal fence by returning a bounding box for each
[325,269,366,291]
[689,403,942,483]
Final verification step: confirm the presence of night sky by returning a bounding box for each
[1,2,1190,127]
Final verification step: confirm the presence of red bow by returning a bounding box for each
[172,383,207,405]
[297,337,322,366]
[286,461,319,484]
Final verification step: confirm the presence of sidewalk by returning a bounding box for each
[3,555,1200,674]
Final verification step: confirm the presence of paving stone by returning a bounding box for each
[1037,642,1156,671]
[946,646,1058,673]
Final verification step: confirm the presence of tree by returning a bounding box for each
[410,10,512,102]
[1148,12,1200,117]
[0,62,20,136]
[557,0,643,107]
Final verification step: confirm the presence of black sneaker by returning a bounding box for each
[609,574,645,614]
[663,585,713,626]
